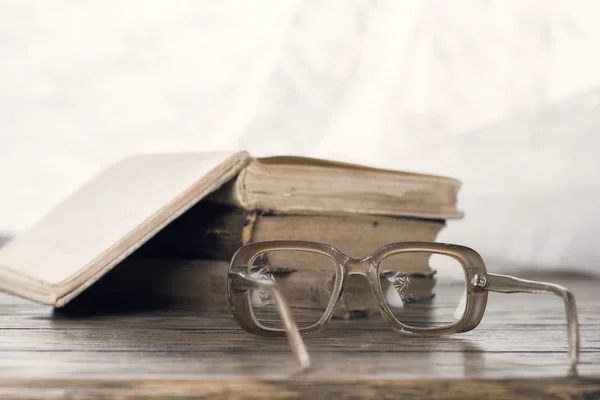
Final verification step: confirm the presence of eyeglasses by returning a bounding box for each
[227,241,580,372]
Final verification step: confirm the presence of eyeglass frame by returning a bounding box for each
[227,240,580,372]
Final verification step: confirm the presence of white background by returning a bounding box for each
[1,0,599,275]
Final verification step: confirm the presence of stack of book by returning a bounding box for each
[0,152,462,317]
[73,156,463,317]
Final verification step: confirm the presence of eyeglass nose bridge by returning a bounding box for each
[345,256,376,277]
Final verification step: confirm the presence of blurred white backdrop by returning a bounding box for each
[1,0,599,274]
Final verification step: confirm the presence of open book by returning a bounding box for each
[0,151,462,307]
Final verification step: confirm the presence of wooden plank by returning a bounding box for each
[0,378,599,400]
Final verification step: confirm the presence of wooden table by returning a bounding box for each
[0,275,598,399]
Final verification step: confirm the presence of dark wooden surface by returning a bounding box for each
[0,275,599,399]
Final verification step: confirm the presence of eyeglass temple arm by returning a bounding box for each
[230,272,311,371]
[480,273,580,371]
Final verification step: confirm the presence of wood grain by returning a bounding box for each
[0,378,599,400]
[0,276,598,399]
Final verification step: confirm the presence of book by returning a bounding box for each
[0,151,461,309]
[134,202,445,263]
[209,156,462,219]
[0,151,249,306]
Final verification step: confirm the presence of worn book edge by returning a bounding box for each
[213,156,463,220]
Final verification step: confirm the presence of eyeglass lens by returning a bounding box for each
[380,252,467,328]
[247,249,337,330]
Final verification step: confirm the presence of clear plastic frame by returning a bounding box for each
[227,241,580,373]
